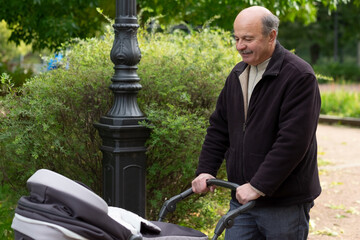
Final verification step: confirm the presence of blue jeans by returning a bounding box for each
[224,200,314,240]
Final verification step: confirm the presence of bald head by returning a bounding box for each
[236,6,272,20]
[235,6,279,37]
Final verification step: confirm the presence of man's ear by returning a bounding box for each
[269,30,277,43]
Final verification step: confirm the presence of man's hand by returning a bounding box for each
[236,183,261,204]
[191,173,216,193]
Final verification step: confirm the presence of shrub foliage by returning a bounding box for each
[321,90,360,118]
[0,32,114,194]
[0,26,239,228]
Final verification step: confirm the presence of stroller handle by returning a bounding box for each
[158,179,253,221]
[157,179,255,240]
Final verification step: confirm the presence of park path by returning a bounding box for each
[319,83,360,93]
[308,124,360,239]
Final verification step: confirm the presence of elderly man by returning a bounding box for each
[192,6,321,240]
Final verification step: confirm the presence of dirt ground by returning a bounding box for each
[308,124,360,239]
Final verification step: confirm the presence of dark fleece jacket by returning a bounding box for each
[196,42,321,206]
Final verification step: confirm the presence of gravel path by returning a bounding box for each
[309,124,360,239]
[319,83,360,93]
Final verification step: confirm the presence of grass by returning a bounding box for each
[0,183,17,240]
[312,227,340,237]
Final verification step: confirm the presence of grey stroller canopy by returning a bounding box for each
[12,169,254,240]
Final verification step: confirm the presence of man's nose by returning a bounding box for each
[236,41,246,51]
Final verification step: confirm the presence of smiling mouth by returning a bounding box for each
[240,50,252,55]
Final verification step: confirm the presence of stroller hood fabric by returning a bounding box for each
[12,169,208,240]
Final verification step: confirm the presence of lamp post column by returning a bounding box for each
[94,0,149,217]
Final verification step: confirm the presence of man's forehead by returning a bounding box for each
[234,21,263,36]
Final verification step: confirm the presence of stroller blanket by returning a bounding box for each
[12,169,208,240]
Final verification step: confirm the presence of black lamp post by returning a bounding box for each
[94,0,149,217]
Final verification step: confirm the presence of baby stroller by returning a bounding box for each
[11,169,255,240]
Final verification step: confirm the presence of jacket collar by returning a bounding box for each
[263,41,285,78]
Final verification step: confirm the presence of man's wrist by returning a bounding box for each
[250,184,265,196]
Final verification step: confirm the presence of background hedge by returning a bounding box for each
[0,25,239,231]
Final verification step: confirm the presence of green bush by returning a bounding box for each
[0,31,114,194]
[320,90,360,118]
[0,63,34,96]
[0,25,239,230]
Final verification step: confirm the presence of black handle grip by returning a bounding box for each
[206,179,239,190]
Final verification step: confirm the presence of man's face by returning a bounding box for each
[233,15,275,66]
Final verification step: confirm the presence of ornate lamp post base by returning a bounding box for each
[95,117,149,216]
